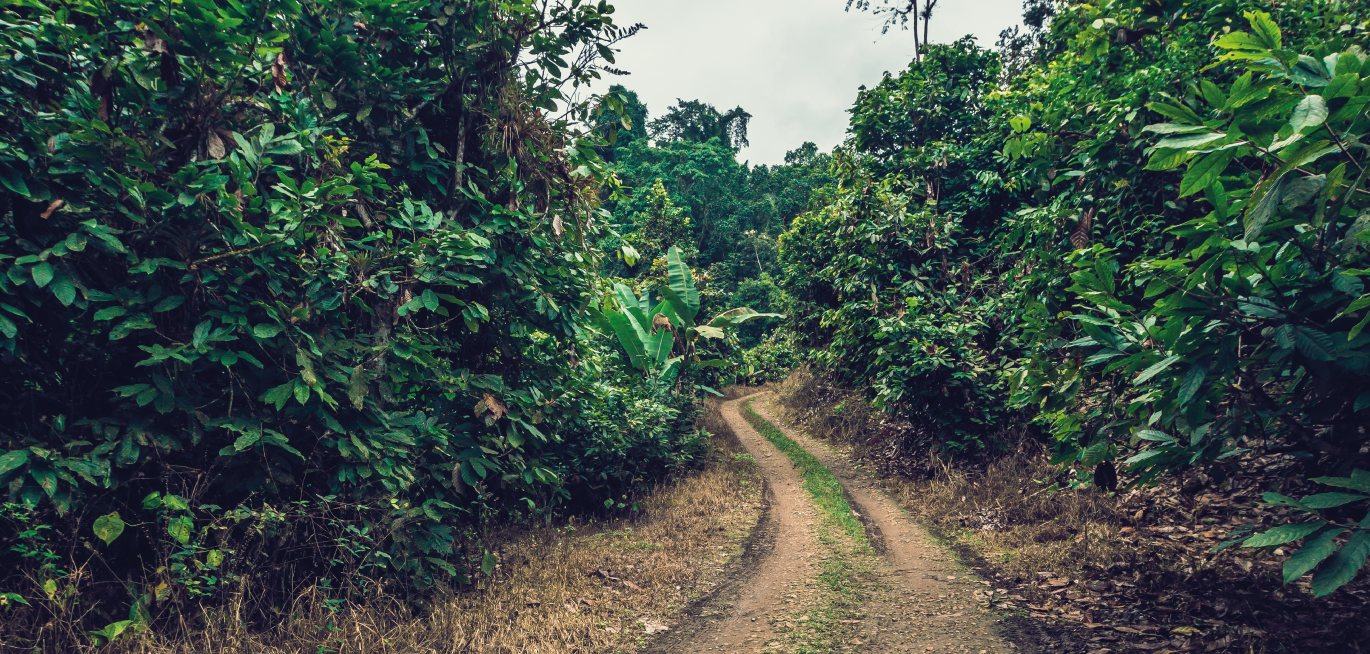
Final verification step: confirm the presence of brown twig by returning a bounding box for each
[188,238,285,270]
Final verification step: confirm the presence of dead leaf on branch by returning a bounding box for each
[651,313,673,333]
[450,461,466,494]
[91,69,114,122]
[206,131,225,159]
[272,52,290,92]
[474,393,508,422]
[552,214,564,238]
[1071,208,1095,250]
[40,199,65,219]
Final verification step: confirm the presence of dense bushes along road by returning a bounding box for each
[780,0,1370,597]
[4,0,1370,649]
[0,0,748,646]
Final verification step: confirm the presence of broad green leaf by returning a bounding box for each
[0,449,29,477]
[1155,132,1225,150]
[265,140,304,156]
[708,307,784,328]
[1134,354,1181,385]
[31,262,53,287]
[94,306,128,321]
[153,296,185,312]
[1283,528,1343,584]
[644,325,673,367]
[1200,80,1227,109]
[604,309,649,372]
[1245,174,1288,241]
[50,276,76,306]
[234,432,261,451]
[1079,442,1109,466]
[1144,148,1193,171]
[192,321,211,349]
[664,246,699,322]
[253,324,284,339]
[1142,123,1210,135]
[1281,175,1324,208]
[1289,95,1328,133]
[1293,326,1337,361]
[695,359,731,368]
[1263,492,1305,508]
[162,494,190,511]
[1213,31,1266,51]
[1243,521,1326,547]
[1176,363,1208,407]
[481,550,497,575]
[293,380,310,405]
[90,512,125,546]
[1180,149,1235,197]
[1300,493,1369,509]
[1136,430,1174,442]
[1245,11,1281,50]
[693,325,726,339]
[88,620,136,646]
[167,515,193,545]
[0,165,29,196]
[1147,101,1204,125]
[1009,115,1031,132]
[1311,531,1369,596]
[613,284,650,333]
[694,384,724,396]
[1310,473,1370,494]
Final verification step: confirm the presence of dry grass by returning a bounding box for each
[767,368,1370,652]
[883,452,1128,597]
[10,397,763,654]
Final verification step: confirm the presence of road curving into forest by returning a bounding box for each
[655,392,1018,654]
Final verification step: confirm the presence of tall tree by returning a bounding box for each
[846,0,943,59]
[648,99,753,150]
[594,85,651,161]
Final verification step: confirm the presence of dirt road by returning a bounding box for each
[656,393,1018,653]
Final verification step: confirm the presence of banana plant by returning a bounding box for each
[596,246,782,379]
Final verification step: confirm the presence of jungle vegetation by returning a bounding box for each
[2,0,1370,647]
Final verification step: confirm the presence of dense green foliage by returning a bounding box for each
[595,93,832,350]
[781,0,1370,595]
[594,246,781,392]
[0,0,721,641]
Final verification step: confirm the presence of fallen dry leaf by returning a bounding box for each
[638,618,669,634]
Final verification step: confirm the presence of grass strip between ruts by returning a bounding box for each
[741,398,868,548]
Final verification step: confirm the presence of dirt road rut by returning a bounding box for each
[658,393,1018,654]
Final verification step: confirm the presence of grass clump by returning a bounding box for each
[740,398,867,546]
[739,397,874,654]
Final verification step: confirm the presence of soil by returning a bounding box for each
[654,393,1023,653]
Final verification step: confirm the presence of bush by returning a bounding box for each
[0,0,712,645]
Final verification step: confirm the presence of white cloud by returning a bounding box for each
[585,0,1023,165]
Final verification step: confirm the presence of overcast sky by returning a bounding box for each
[583,0,1024,166]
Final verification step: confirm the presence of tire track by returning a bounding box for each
[658,392,1021,653]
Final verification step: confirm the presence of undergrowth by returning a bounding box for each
[0,397,764,654]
